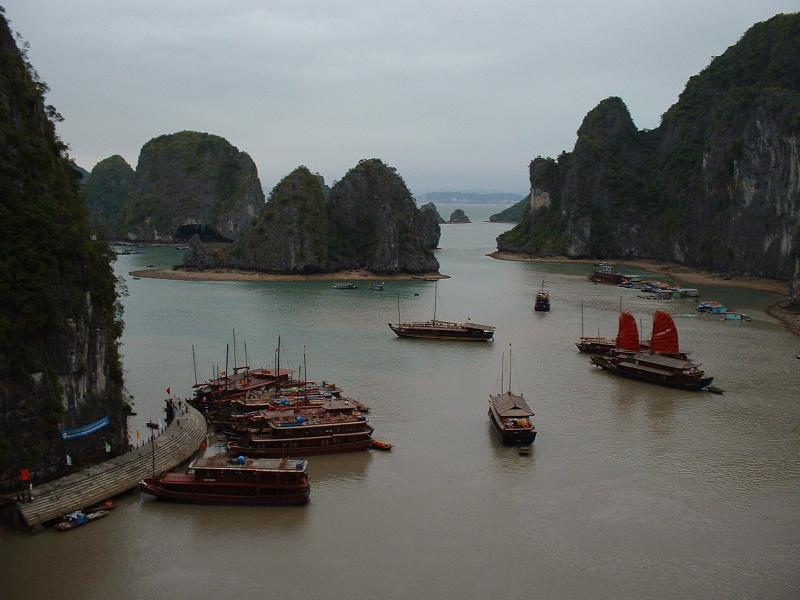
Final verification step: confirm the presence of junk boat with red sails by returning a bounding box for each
[139,455,310,505]
[388,282,495,341]
[590,310,713,391]
[488,345,536,446]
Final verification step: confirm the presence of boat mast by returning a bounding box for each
[508,343,512,394]
[433,281,438,325]
[500,350,505,394]
[224,344,229,391]
[244,342,249,375]
[277,335,281,380]
[581,300,584,338]
[191,344,198,387]
[232,329,238,372]
[303,345,308,401]
[396,293,401,324]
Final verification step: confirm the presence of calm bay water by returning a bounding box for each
[2,204,799,599]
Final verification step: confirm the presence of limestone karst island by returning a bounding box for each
[1,4,799,599]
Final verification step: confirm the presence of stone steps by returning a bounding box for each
[17,407,207,529]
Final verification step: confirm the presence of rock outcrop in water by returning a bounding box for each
[328,159,439,273]
[0,13,127,485]
[226,166,332,273]
[83,155,134,235]
[184,159,439,274]
[498,14,800,281]
[117,131,263,242]
[448,209,470,223]
[417,202,443,249]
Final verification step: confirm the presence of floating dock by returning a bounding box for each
[16,405,207,530]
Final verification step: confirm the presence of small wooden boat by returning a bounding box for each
[489,345,537,445]
[53,509,109,531]
[370,439,393,451]
[333,283,358,289]
[369,282,385,291]
[534,279,550,312]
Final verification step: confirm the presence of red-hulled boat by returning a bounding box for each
[590,311,713,390]
[139,455,310,505]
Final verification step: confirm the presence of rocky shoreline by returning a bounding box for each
[490,251,800,337]
[130,267,447,283]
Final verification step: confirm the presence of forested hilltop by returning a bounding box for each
[84,131,264,242]
[184,159,440,275]
[0,11,128,484]
[498,13,800,285]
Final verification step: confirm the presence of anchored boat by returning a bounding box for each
[590,311,713,390]
[388,283,495,341]
[139,455,310,505]
[488,345,536,445]
[534,279,550,312]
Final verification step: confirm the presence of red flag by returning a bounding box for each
[166,386,171,395]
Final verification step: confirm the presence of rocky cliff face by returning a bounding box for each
[328,159,439,273]
[226,166,331,272]
[83,154,134,236]
[185,159,439,274]
[418,202,443,249]
[0,14,127,484]
[118,131,263,242]
[498,14,800,280]
[791,253,800,306]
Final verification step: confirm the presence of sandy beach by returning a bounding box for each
[129,267,448,283]
[490,251,800,337]
[489,252,790,295]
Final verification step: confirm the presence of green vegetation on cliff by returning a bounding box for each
[0,12,126,482]
[489,195,530,222]
[186,159,439,274]
[498,13,800,278]
[116,130,263,241]
[82,154,134,237]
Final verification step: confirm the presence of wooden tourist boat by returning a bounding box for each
[228,412,374,456]
[588,265,623,284]
[534,279,550,312]
[333,283,358,289]
[139,455,310,505]
[388,320,495,341]
[488,345,536,446]
[370,439,393,450]
[388,283,495,341]
[590,311,712,390]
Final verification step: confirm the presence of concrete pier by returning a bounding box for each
[16,405,207,530]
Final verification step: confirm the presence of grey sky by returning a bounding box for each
[4,1,797,196]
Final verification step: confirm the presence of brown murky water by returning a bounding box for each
[2,206,798,599]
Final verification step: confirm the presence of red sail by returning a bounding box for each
[651,310,679,354]
[615,312,640,351]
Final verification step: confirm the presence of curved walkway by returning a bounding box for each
[17,405,207,530]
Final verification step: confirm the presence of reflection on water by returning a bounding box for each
[1,219,799,600]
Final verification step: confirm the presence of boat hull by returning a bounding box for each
[388,323,493,341]
[139,479,309,506]
[591,356,713,391]
[488,411,537,445]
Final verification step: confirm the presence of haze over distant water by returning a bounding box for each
[420,191,523,205]
[4,1,798,193]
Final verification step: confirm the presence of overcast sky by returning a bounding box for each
[3,1,797,196]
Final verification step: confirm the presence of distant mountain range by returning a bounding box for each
[419,192,523,204]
